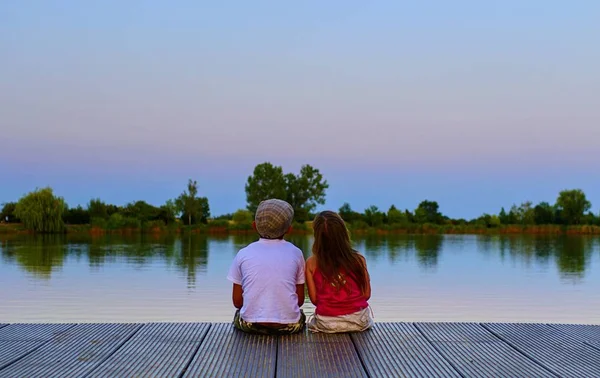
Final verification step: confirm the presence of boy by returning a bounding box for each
[227,199,306,334]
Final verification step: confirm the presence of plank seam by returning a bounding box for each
[177,323,212,378]
[0,323,78,372]
[412,323,467,378]
[81,323,146,378]
[547,324,600,353]
[349,331,372,378]
[479,323,561,378]
[274,333,278,378]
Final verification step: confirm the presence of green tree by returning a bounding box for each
[414,200,442,224]
[245,162,328,219]
[87,199,119,220]
[1,202,19,223]
[285,165,329,221]
[245,163,287,213]
[122,201,161,223]
[555,189,591,225]
[507,205,519,224]
[387,205,406,224]
[339,203,357,223]
[498,207,509,225]
[14,187,65,233]
[516,201,535,225]
[175,179,205,226]
[157,200,178,224]
[88,198,108,219]
[63,205,90,225]
[364,205,384,227]
[533,202,554,225]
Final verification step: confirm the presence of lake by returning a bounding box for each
[1,233,599,324]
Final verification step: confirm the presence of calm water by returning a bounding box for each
[1,234,599,324]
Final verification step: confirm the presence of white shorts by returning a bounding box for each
[307,307,374,333]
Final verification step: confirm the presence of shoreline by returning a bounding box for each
[2,223,600,236]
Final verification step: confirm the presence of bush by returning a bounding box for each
[291,221,308,231]
[106,213,141,230]
[232,209,253,224]
[350,220,369,230]
[143,220,166,230]
[208,219,230,228]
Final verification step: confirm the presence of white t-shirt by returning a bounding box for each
[227,238,305,323]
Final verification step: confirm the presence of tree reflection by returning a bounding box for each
[414,235,443,269]
[0,235,67,278]
[386,236,414,263]
[177,234,209,288]
[554,236,592,281]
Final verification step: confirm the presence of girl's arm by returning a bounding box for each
[359,255,372,301]
[305,256,318,305]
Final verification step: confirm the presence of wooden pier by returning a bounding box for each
[0,322,599,377]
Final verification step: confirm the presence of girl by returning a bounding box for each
[305,211,374,333]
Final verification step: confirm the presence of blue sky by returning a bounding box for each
[1,1,599,218]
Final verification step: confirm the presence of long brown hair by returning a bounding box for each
[312,211,367,293]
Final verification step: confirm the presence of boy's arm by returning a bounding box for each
[232,283,243,309]
[296,284,305,307]
[227,254,244,309]
[305,256,318,305]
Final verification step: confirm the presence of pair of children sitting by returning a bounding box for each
[227,199,373,334]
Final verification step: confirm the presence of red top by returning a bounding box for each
[313,267,369,316]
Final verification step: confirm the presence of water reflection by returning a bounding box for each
[414,235,443,269]
[177,235,208,288]
[0,234,598,283]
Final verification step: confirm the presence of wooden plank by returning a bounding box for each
[278,329,367,378]
[416,322,556,378]
[183,323,275,378]
[0,323,140,378]
[550,323,600,350]
[0,324,75,371]
[484,323,600,378]
[0,323,75,342]
[351,323,460,378]
[0,326,6,331]
[89,322,210,378]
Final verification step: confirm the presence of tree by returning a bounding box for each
[14,187,65,233]
[245,163,287,213]
[387,205,406,224]
[364,205,384,227]
[175,179,207,225]
[88,199,119,220]
[63,205,90,225]
[157,200,178,224]
[507,205,519,224]
[533,202,554,225]
[1,202,19,223]
[498,207,509,225]
[414,200,442,224]
[516,201,535,225]
[285,165,329,221]
[122,201,161,223]
[88,198,108,219]
[245,162,328,219]
[555,189,591,225]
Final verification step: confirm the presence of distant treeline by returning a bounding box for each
[1,162,599,234]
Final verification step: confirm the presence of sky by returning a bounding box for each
[1,1,599,219]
